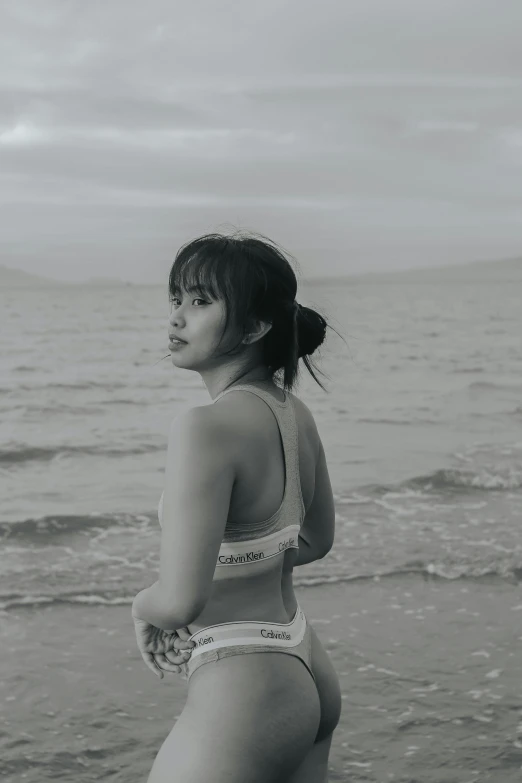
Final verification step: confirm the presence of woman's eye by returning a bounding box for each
[170,298,207,307]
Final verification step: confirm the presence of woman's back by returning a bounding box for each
[174,381,320,634]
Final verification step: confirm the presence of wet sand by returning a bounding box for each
[2,575,522,782]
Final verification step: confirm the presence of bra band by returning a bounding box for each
[217,524,300,566]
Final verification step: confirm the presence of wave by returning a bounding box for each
[405,467,522,492]
[357,417,439,425]
[0,511,153,541]
[0,441,164,466]
[360,466,522,495]
[4,403,105,415]
[2,380,129,392]
[468,381,522,391]
[295,560,522,589]
[1,561,520,612]
[0,592,134,611]
[3,454,521,543]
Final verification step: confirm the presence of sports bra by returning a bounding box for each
[157,384,306,567]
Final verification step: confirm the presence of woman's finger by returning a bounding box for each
[171,635,196,652]
[175,627,196,648]
[141,651,164,679]
[163,649,186,665]
[153,653,182,673]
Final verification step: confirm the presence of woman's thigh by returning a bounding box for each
[147,651,321,783]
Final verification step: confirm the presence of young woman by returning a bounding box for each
[132,231,343,782]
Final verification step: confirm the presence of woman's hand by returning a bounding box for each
[132,616,195,679]
[152,625,196,677]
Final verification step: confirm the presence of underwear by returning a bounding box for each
[181,602,316,686]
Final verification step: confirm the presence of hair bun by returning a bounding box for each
[295,303,327,358]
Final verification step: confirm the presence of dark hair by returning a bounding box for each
[167,228,345,393]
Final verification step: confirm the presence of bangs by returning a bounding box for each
[168,236,238,303]
[169,255,221,301]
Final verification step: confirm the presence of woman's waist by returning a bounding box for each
[186,574,296,635]
[281,570,297,616]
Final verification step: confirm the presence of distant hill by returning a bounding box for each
[0,266,134,288]
[305,255,522,284]
[3,255,521,289]
[83,277,135,286]
[0,265,73,288]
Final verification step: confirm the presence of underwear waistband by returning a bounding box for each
[188,603,307,660]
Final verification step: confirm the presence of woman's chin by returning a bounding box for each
[170,353,189,366]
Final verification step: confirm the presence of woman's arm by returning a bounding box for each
[293,530,330,567]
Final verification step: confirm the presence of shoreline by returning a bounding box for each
[2,575,521,782]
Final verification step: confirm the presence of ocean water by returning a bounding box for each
[1,277,521,781]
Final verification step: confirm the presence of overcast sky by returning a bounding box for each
[1,0,521,283]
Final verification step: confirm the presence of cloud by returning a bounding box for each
[0,123,297,150]
[1,0,522,280]
[415,121,479,133]
[499,128,522,148]
[0,121,50,146]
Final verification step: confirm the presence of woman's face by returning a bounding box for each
[168,286,234,370]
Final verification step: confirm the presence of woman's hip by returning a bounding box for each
[150,649,321,783]
[183,602,316,687]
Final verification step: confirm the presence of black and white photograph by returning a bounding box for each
[1,1,521,781]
